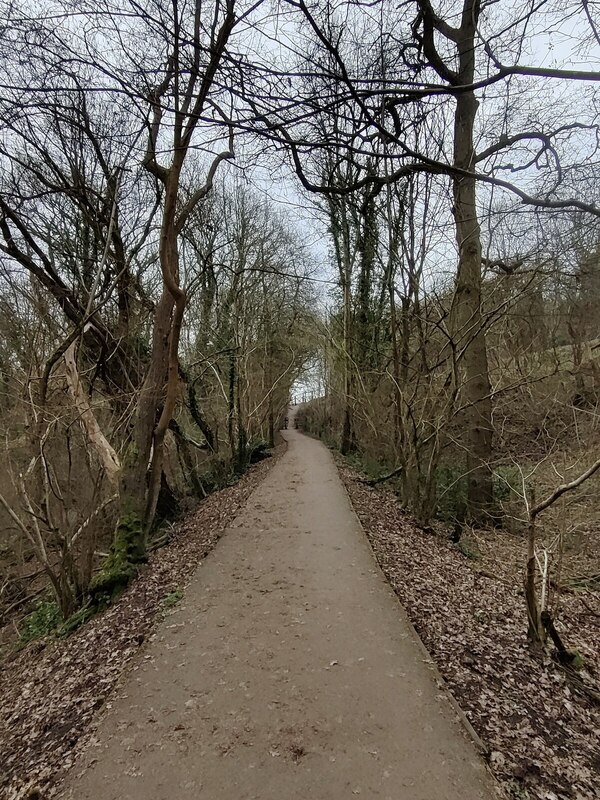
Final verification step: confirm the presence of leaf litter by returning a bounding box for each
[0,449,283,800]
[339,461,600,800]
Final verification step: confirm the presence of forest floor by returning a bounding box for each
[12,427,497,800]
[339,462,600,800]
[0,447,284,800]
[3,423,596,800]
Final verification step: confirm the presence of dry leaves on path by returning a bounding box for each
[0,448,283,800]
[339,462,600,800]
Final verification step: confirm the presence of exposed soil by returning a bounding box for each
[0,448,283,800]
[339,462,600,800]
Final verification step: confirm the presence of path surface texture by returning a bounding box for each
[63,424,497,800]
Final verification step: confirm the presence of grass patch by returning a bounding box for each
[162,588,183,608]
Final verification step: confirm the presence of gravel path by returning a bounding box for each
[61,426,498,800]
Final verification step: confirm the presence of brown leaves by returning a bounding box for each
[339,462,600,800]
[0,452,281,799]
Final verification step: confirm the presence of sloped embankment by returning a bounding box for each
[0,447,283,800]
[339,462,600,800]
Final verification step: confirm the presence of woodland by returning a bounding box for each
[0,0,600,798]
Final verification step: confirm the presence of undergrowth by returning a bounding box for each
[337,447,523,526]
[19,600,62,643]
[8,446,274,651]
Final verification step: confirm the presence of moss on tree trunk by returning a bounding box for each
[90,508,146,603]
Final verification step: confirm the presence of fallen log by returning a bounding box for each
[359,465,404,487]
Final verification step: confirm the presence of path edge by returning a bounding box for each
[331,452,490,758]
[47,439,290,800]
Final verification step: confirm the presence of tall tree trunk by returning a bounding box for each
[145,168,187,532]
[228,347,236,460]
[341,263,355,455]
[415,0,494,520]
[98,168,186,597]
[327,187,357,456]
[451,20,494,521]
[103,288,173,589]
[268,391,275,447]
[451,95,494,516]
[355,183,378,377]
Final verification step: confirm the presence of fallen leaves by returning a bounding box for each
[0,449,282,799]
[339,461,600,800]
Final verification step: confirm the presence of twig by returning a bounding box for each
[577,594,600,619]
[531,455,600,519]
[0,586,46,624]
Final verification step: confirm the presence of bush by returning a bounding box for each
[198,459,236,494]
[247,438,271,465]
[345,452,387,483]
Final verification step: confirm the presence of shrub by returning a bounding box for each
[435,464,521,523]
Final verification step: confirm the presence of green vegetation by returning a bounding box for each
[436,465,521,524]
[90,510,146,604]
[344,452,389,484]
[19,600,62,643]
[162,588,184,608]
[493,466,522,504]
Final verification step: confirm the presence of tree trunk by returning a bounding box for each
[268,392,275,447]
[145,169,187,532]
[452,90,494,521]
[526,519,544,645]
[63,341,121,487]
[341,268,355,455]
[355,183,377,377]
[90,288,173,600]
[120,289,173,526]
[228,347,236,460]
[388,277,403,458]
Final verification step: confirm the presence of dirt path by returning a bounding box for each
[62,427,498,800]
